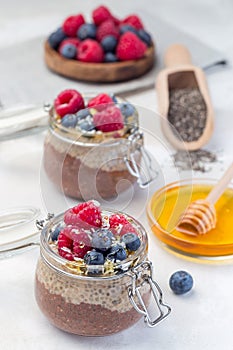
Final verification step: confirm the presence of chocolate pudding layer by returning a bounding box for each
[35,258,150,336]
[43,131,141,200]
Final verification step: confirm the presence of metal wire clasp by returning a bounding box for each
[36,213,54,231]
[124,130,158,188]
[128,261,171,327]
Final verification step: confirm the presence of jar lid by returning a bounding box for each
[40,203,148,278]
[0,206,41,259]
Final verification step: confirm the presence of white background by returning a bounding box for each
[1,1,233,349]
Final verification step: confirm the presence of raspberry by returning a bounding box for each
[109,214,129,234]
[96,19,119,42]
[92,6,113,26]
[58,227,73,249]
[116,32,147,61]
[112,16,120,26]
[58,249,74,261]
[109,214,138,236]
[77,39,104,63]
[87,93,113,111]
[62,14,85,37]
[72,230,91,258]
[121,15,144,30]
[54,89,85,117]
[64,201,102,229]
[120,223,138,237]
[93,106,124,132]
[59,38,80,50]
[109,214,129,229]
[58,227,74,261]
[92,6,120,27]
[57,226,92,260]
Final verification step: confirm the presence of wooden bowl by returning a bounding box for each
[44,40,155,83]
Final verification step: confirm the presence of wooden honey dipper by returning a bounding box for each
[177,163,233,235]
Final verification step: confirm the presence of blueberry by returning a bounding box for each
[110,94,118,103]
[60,43,77,59]
[107,244,127,262]
[79,119,95,132]
[104,53,118,63]
[169,271,194,295]
[76,108,90,121]
[84,250,105,265]
[77,23,97,40]
[137,29,152,47]
[101,35,118,53]
[61,114,78,128]
[92,229,113,252]
[51,224,62,241]
[48,27,67,50]
[120,233,141,251]
[119,25,138,35]
[119,103,135,117]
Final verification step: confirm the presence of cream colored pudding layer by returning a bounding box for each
[45,131,142,172]
[36,258,150,313]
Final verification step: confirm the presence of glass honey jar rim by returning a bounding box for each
[48,93,140,147]
[40,208,148,281]
[147,178,233,258]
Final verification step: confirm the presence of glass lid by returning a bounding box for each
[0,206,41,258]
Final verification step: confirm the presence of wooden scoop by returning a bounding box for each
[177,163,233,235]
[156,44,214,150]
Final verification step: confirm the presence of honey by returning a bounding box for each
[147,180,233,257]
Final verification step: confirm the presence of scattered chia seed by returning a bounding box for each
[173,149,218,172]
[168,88,207,142]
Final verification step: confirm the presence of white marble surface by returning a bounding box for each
[1,1,233,349]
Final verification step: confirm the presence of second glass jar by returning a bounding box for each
[43,95,154,200]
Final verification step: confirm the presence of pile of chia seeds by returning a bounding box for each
[168,88,207,142]
[173,149,218,173]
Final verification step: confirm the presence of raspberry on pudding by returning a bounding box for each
[35,202,153,336]
[44,6,155,82]
[54,89,85,117]
[43,89,144,200]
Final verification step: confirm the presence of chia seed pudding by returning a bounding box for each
[35,202,155,336]
[43,90,142,200]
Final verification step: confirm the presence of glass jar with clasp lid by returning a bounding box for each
[43,93,157,200]
[0,203,171,336]
[0,92,157,200]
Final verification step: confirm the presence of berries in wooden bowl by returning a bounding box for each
[45,5,155,82]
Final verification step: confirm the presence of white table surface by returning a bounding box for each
[1,1,233,349]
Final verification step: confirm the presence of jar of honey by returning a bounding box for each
[147,178,233,258]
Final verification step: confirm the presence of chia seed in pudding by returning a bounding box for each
[35,204,151,336]
[35,259,150,336]
[44,132,141,200]
[43,93,142,200]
